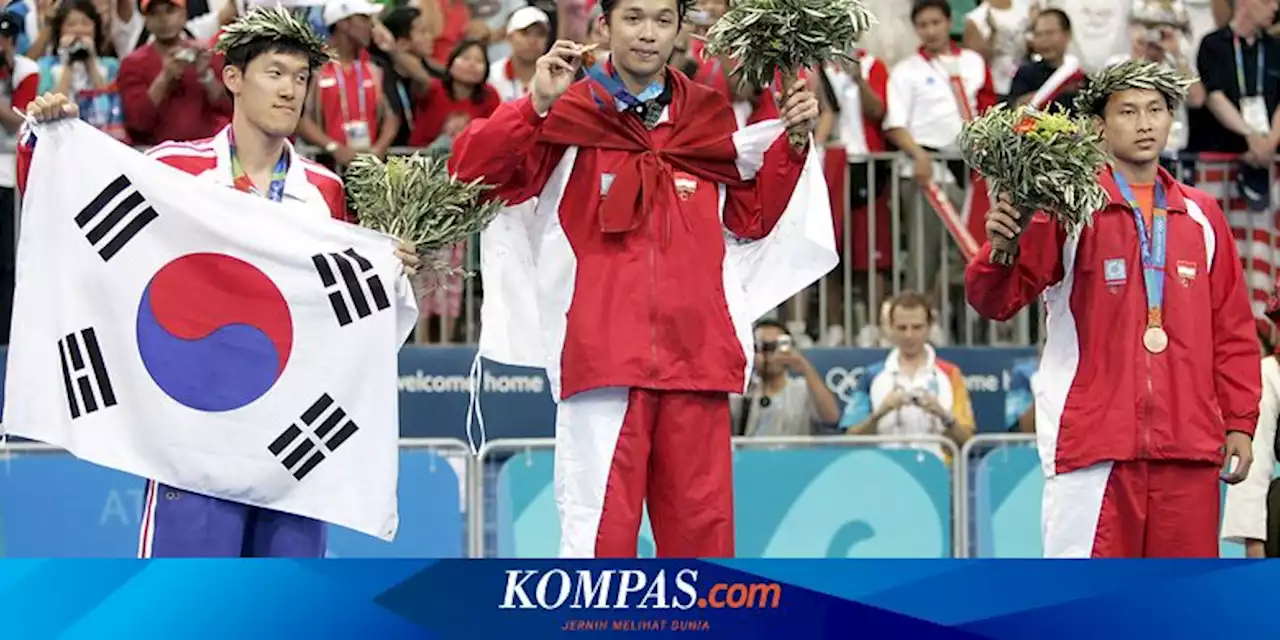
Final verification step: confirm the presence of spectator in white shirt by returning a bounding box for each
[1042,0,1133,72]
[883,0,995,299]
[963,0,1034,99]
[840,291,976,460]
[487,6,548,103]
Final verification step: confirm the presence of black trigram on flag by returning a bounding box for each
[268,394,360,480]
[57,328,117,419]
[75,175,159,262]
[311,249,391,327]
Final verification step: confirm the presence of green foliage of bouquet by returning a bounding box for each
[344,153,505,278]
[957,104,1109,265]
[702,0,876,147]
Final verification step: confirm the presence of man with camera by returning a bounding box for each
[117,0,230,146]
[839,291,975,458]
[729,320,841,437]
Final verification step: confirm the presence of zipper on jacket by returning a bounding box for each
[649,203,658,378]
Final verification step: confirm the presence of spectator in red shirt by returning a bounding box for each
[407,37,499,149]
[116,0,230,146]
[297,0,399,170]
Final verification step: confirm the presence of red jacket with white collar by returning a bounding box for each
[965,167,1261,476]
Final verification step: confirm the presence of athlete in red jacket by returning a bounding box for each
[450,0,827,558]
[965,60,1261,558]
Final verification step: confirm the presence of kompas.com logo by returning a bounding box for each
[499,569,782,610]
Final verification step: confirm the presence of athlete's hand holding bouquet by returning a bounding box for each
[958,104,1109,266]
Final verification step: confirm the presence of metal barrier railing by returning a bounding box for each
[9,142,1279,348]
[472,434,962,558]
[957,432,1037,558]
[0,432,1065,558]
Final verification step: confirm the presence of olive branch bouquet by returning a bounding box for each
[957,104,1109,265]
[702,0,876,148]
[344,153,505,279]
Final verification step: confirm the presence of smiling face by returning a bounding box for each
[222,49,313,138]
[602,0,680,85]
[1099,87,1172,166]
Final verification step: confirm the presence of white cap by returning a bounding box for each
[323,0,382,27]
[506,6,550,33]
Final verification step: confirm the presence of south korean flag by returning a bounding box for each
[3,120,418,541]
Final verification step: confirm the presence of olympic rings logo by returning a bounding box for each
[823,366,867,403]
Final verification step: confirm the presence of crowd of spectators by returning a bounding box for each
[0,0,1274,349]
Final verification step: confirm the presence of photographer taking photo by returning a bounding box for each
[35,0,125,141]
[729,320,841,437]
[839,291,975,460]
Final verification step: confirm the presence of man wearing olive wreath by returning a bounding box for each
[965,59,1261,558]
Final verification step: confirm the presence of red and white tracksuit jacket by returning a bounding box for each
[967,167,1259,473]
[965,167,1261,557]
[451,95,805,398]
[450,78,812,558]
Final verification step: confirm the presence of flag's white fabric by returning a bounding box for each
[3,120,418,541]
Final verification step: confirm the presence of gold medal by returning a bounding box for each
[1143,326,1168,354]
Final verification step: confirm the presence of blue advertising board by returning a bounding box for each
[494,446,953,558]
[0,345,1035,439]
[395,346,1036,440]
[0,449,465,558]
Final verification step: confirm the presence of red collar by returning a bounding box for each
[537,71,746,239]
[1097,165,1188,214]
[918,43,962,60]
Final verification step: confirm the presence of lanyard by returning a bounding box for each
[586,60,662,110]
[1111,169,1168,329]
[228,129,289,202]
[924,51,975,122]
[332,61,368,123]
[1233,34,1265,98]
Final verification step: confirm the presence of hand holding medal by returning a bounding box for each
[701,0,876,149]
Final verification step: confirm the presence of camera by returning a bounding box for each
[67,39,91,62]
[175,48,197,63]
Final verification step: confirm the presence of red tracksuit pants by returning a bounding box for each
[1042,459,1221,558]
[553,387,735,558]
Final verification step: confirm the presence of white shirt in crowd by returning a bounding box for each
[823,52,886,159]
[488,57,528,103]
[1042,0,1134,72]
[966,0,1032,96]
[1221,356,1280,548]
[883,45,991,151]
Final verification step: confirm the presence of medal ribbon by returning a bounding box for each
[1111,168,1168,329]
[229,128,290,202]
